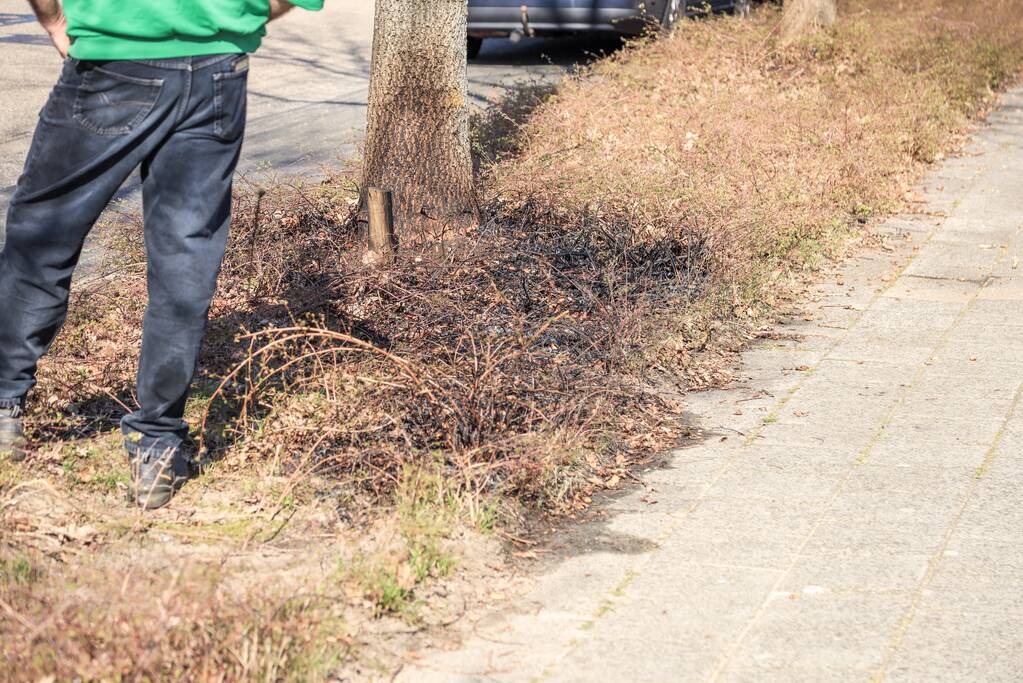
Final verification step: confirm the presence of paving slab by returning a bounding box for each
[398,87,1023,683]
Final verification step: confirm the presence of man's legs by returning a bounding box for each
[121,55,247,462]
[0,59,179,414]
[0,55,246,508]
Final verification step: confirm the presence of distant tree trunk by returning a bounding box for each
[362,0,478,243]
[780,0,837,43]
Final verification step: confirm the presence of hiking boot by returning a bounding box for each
[0,403,27,463]
[125,435,191,510]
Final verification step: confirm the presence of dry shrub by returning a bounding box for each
[197,189,693,509]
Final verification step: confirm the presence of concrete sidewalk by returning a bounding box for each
[399,89,1023,682]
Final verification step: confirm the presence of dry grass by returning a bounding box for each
[4,0,1023,678]
[493,0,1023,306]
[0,466,487,681]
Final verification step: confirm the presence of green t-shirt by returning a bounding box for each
[65,0,325,60]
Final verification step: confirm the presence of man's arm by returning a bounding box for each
[26,0,70,57]
[269,0,296,22]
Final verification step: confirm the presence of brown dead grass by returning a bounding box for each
[493,0,1023,301]
[4,0,1023,679]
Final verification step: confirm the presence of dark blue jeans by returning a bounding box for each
[0,54,248,451]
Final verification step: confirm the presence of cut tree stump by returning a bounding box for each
[367,187,397,264]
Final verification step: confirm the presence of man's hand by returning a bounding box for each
[26,0,70,58]
[269,0,296,22]
[44,14,70,57]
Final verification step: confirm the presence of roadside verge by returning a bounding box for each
[3,1,1023,679]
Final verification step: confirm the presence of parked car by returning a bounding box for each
[467,0,743,58]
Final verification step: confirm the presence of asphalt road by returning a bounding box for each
[0,0,623,236]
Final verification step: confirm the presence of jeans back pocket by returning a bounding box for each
[73,66,164,136]
[213,63,249,142]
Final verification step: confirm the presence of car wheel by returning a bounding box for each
[468,36,484,60]
[662,0,684,28]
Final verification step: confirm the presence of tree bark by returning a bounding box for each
[362,0,478,243]
[780,0,837,43]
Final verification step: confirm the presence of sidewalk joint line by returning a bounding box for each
[869,226,1023,680]
[705,205,983,683]
[870,377,1023,681]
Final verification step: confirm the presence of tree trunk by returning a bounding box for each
[780,0,837,43]
[362,0,478,243]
